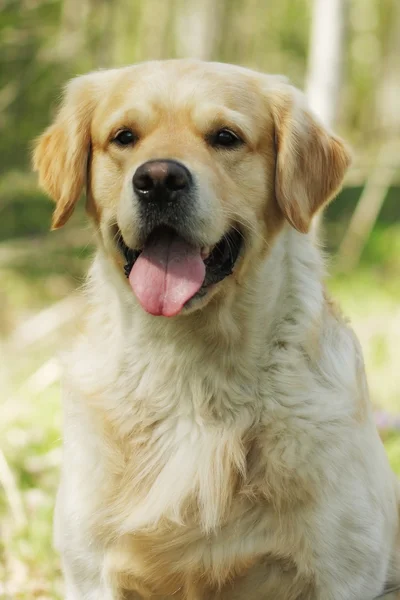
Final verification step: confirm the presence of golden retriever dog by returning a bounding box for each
[33,60,400,599]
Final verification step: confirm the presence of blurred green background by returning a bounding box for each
[0,0,399,598]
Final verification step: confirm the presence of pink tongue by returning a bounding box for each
[128,230,205,317]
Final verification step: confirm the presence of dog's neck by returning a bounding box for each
[85,225,325,373]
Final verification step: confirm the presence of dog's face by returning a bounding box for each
[33,60,350,317]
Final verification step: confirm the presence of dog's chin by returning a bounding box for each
[177,281,219,315]
[114,224,244,316]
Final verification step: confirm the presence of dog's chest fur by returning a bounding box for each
[93,367,314,597]
[73,311,334,596]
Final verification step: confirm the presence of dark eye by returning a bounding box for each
[113,129,137,146]
[210,128,243,148]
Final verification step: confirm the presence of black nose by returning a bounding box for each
[133,159,192,201]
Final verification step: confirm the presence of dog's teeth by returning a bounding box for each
[201,246,211,260]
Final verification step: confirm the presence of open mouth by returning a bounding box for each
[117,225,244,316]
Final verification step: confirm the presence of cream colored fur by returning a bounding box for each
[33,60,400,600]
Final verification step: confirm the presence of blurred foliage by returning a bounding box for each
[0,0,399,597]
[1,0,400,177]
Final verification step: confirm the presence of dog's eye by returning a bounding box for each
[113,129,137,146]
[210,129,243,149]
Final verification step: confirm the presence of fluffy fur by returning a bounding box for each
[33,60,400,599]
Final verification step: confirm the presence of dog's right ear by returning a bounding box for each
[33,73,101,229]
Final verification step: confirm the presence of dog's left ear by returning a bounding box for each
[269,84,351,233]
[33,72,103,229]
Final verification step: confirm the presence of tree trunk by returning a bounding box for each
[306,0,348,234]
[306,0,347,128]
[175,0,225,61]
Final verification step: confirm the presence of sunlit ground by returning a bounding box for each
[0,205,399,599]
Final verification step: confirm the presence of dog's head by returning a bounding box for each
[33,60,350,317]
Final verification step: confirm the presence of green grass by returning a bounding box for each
[0,190,399,597]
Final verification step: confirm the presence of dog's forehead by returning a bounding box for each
[96,60,269,123]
